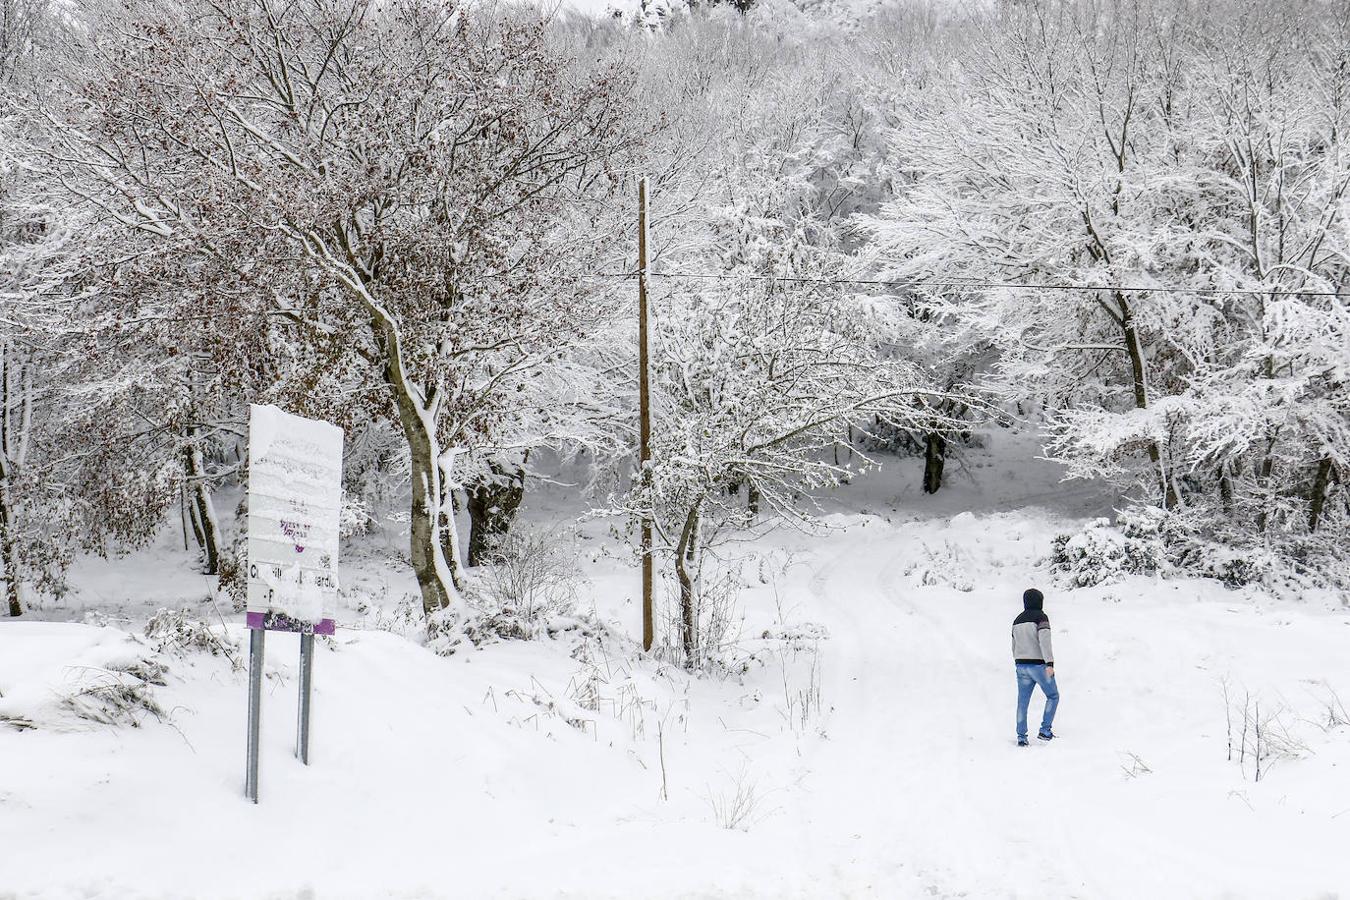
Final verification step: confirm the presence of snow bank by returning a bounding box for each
[0,623,164,732]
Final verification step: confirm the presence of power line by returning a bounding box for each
[577,270,1347,299]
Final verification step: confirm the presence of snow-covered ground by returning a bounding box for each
[3,437,1349,899]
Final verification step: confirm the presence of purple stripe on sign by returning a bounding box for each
[246,611,336,635]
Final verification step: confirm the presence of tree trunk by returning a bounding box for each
[438,499,467,592]
[402,409,454,616]
[833,441,851,485]
[184,441,221,575]
[922,431,947,494]
[180,488,192,550]
[0,478,21,617]
[1116,295,1177,510]
[0,346,18,616]
[3,575,19,618]
[1255,431,1280,533]
[1308,456,1334,533]
[726,476,760,514]
[373,313,456,618]
[187,493,206,551]
[466,461,525,566]
[674,505,701,670]
[435,452,469,591]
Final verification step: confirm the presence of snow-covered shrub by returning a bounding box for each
[468,528,586,643]
[463,610,533,644]
[1176,539,1276,589]
[108,654,168,687]
[1051,519,1130,587]
[903,540,976,592]
[562,639,661,743]
[60,669,164,728]
[1049,510,1168,587]
[217,546,246,613]
[1315,686,1349,731]
[339,493,376,539]
[692,561,745,671]
[369,592,430,641]
[759,622,830,644]
[143,608,241,669]
[472,608,618,657]
[1051,506,1304,590]
[425,606,464,656]
[657,558,746,673]
[706,765,769,831]
[1223,685,1308,783]
[217,495,248,613]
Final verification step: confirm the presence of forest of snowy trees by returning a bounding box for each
[1,0,1347,656]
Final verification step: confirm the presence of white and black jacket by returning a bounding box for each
[1011,608,1054,666]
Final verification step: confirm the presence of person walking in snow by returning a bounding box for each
[1011,588,1058,746]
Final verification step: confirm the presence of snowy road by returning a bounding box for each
[791,515,1108,897]
[773,508,1350,899]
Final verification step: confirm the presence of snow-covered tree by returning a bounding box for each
[866,0,1350,580]
[1153,5,1350,545]
[0,0,80,615]
[869,1,1196,508]
[37,0,639,624]
[632,270,952,667]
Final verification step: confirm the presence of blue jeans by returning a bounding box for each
[1016,663,1059,740]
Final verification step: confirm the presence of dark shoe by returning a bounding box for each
[1037,731,1054,742]
[1017,737,1029,747]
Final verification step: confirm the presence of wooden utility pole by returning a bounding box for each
[638,177,654,651]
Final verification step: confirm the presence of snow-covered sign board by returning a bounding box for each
[246,405,343,635]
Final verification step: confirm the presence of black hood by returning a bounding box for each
[1023,588,1044,611]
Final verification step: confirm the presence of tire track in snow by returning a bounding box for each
[772,527,924,895]
[799,523,993,895]
[873,538,1043,896]
[795,514,1118,898]
[801,534,910,894]
[873,528,1109,899]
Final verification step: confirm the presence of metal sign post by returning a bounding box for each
[245,628,265,803]
[297,632,314,765]
[243,404,343,803]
